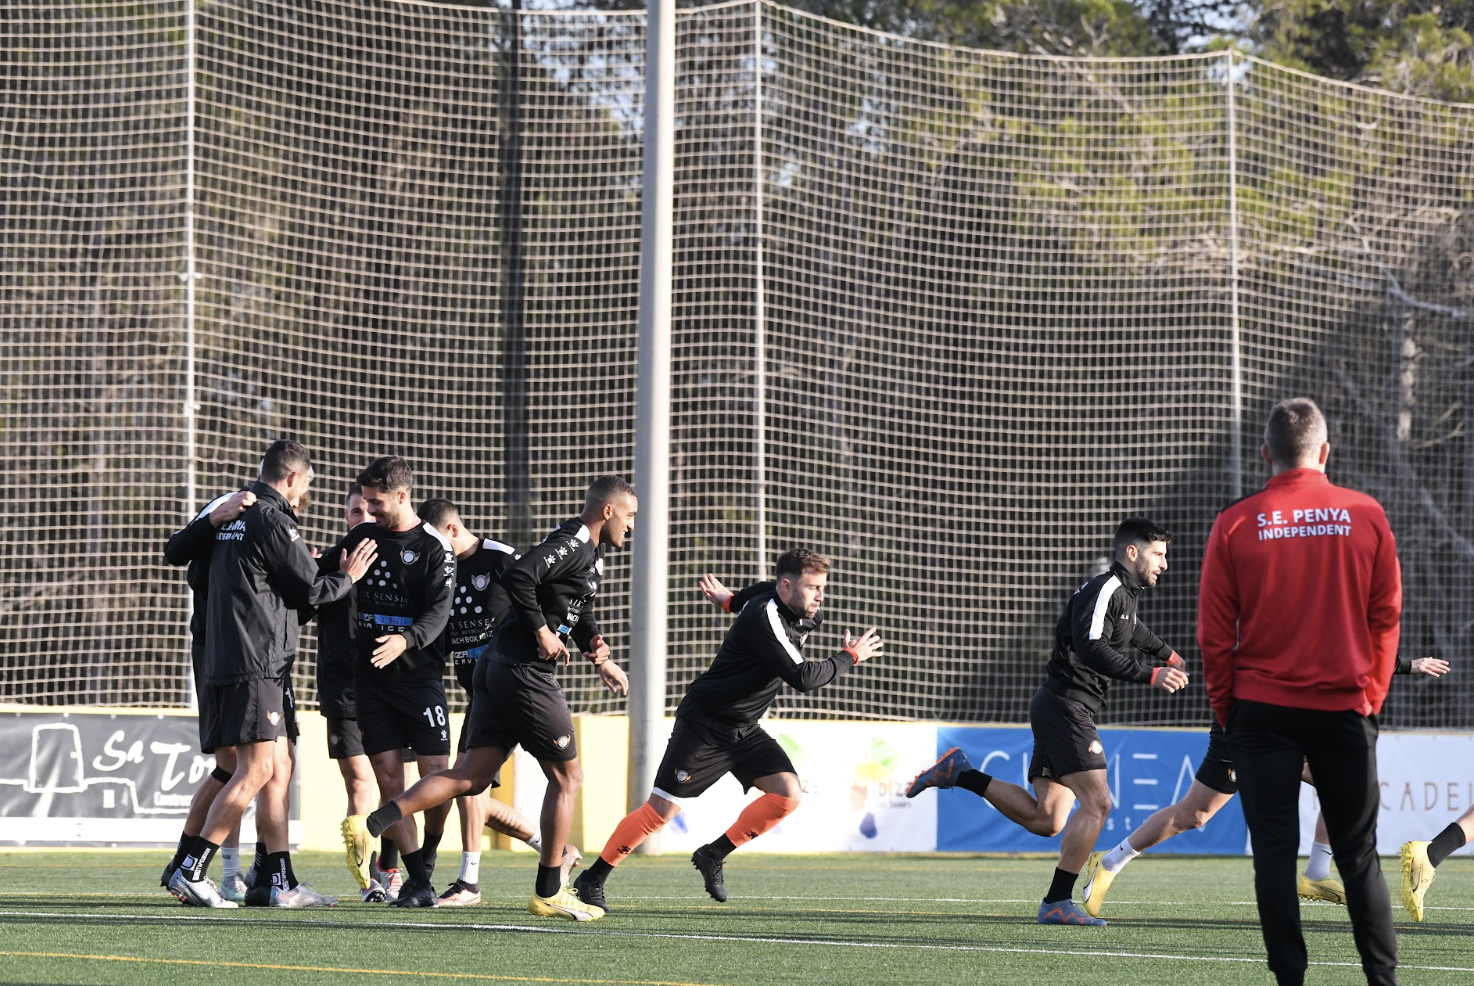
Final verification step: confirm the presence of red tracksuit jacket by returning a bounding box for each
[1199,468,1402,727]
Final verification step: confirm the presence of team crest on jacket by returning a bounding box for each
[401,549,418,564]
[473,573,490,591]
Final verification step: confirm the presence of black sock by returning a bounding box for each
[957,770,993,798]
[1044,867,1078,904]
[380,837,399,871]
[584,858,614,883]
[705,835,738,861]
[185,837,219,882]
[1427,823,1469,868]
[535,863,561,898]
[421,829,442,877]
[402,848,429,885]
[367,802,404,838]
[266,851,298,890]
[252,842,267,881]
[168,833,192,871]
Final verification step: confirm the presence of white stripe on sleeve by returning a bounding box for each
[765,599,804,665]
[1088,576,1122,641]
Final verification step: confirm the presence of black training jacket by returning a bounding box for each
[205,482,354,685]
[331,520,455,681]
[446,537,519,689]
[164,490,237,680]
[1043,560,1174,713]
[496,519,601,664]
[677,584,854,730]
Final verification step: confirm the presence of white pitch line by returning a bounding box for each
[3,909,1472,974]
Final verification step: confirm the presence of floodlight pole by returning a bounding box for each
[182,0,201,710]
[1225,49,1244,500]
[628,0,676,850]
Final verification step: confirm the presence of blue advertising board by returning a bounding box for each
[934,724,1247,855]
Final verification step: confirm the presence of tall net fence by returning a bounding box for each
[5,0,1473,729]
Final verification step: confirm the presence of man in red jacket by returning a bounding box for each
[1200,397,1401,986]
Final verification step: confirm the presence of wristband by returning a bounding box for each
[843,646,860,665]
[722,595,734,613]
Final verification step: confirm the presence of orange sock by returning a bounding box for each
[597,803,668,867]
[724,793,800,848]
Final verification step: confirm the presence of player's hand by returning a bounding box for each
[1150,665,1189,692]
[1411,656,1450,677]
[370,633,408,668]
[595,660,628,695]
[536,625,570,665]
[583,634,611,666]
[699,574,733,612]
[1166,651,1186,672]
[208,489,256,526]
[340,540,378,581]
[843,627,883,664]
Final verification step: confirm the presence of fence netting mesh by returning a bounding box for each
[6,0,1472,730]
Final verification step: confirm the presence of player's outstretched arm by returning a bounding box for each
[699,574,733,611]
[1410,656,1450,676]
[843,627,883,664]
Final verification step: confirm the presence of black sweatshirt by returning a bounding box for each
[332,520,455,681]
[496,519,602,664]
[164,490,237,681]
[677,584,855,731]
[1043,560,1175,713]
[205,483,354,685]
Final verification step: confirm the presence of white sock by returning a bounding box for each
[221,848,241,880]
[1305,841,1334,881]
[1101,839,1141,874]
[525,833,542,853]
[459,851,481,886]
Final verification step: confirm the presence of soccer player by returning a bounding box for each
[329,456,457,908]
[417,496,568,907]
[315,482,394,901]
[906,516,1188,926]
[169,440,377,908]
[1402,803,1474,921]
[342,475,634,922]
[571,550,882,912]
[160,487,255,901]
[1201,398,1400,986]
[1082,655,1448,917]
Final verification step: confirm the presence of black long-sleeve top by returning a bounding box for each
[205,483,354,685]
[1043,560,1175,713]
[677,584,856,731]
[330,520,455,681]
[495,519,602,664]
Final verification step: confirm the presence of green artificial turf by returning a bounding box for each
[0,851,1469,985]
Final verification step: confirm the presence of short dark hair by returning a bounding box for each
[1264,397,1328,466]
[346,482,362,502]
[584,475,635,510]
[1114,517,1172,554]
[775,547,831,581]
[260,440,311,484]
[357,455,413,493]
[419,497,459,530]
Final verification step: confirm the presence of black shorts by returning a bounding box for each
[652,716,796,800]
[450,646,485,754]
[465,656,577,763]
[203,675,296,753]
[356,675,452,758]
[1196,719,1239,794]
[325,715,366,760]
[1028,686,1106,781]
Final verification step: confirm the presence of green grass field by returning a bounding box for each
[1,850,1469,985]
